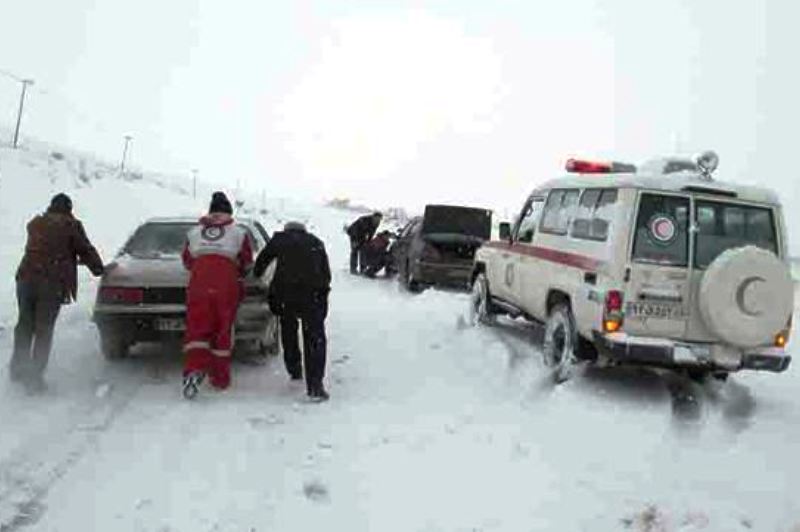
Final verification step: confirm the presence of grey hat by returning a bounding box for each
[284,221,306,232]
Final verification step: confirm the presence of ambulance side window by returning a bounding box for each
[516,199,544,243]
[540,189,579,235]
[571,188,618,241]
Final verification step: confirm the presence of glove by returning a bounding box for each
[267,293,283,316]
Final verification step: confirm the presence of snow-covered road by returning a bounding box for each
[0,204,798,532]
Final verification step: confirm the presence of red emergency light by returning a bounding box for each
[565,159,612,174]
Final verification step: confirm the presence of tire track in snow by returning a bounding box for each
[0,367,145,531]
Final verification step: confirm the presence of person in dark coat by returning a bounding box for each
[359,230,393,278]
[254,221,331,401]
[10,193,105,392]
[346,212,382,274]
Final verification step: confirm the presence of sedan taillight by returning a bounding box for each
[99,287,144,304]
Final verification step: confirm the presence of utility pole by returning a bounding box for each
[191,168,198,199]
[119,135,133,176]
[12,78,34,149]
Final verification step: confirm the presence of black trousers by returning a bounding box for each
[349,239,364,273]
[279,297,328,391]
[10,281,62,382]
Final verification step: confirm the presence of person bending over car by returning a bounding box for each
[10,193,105,394]
[181,192,253,399]
[254,221,332,401]
[346,211,382,274]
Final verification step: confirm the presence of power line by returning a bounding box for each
[0,68,25,83]
[0,65,206,192]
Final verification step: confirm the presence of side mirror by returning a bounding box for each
[499,222,511,242]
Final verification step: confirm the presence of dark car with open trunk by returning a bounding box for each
[392,204,492,291]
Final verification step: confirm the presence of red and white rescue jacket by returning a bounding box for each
[182,213,253,283]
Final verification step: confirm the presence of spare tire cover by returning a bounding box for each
[699,246,794,348]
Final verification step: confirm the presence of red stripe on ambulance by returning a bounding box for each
[483,241,603,271]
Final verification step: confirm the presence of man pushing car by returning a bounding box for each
[181,192,253,399]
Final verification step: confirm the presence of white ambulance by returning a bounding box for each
[471,152,794,382]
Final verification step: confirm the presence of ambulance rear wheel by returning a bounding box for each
[542,304,579,383]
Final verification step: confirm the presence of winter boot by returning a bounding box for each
[24,375,47,395]
[182,371,205,400]
[307,385,330,402]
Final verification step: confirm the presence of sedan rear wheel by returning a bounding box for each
[99,327,131,360]
[403,260,422,293]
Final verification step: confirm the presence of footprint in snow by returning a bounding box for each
[332,354,351,365]
[247,415,284,430]
[95,383,112,399]
[134,498,152,511]
[302,480,330,503]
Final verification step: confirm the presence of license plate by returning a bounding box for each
[155,318,185,331]
[626,302,687,320]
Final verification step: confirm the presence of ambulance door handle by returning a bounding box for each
[584,272,597,285]
[638,290,683,303]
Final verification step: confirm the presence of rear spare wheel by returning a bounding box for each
[699,246,793,348]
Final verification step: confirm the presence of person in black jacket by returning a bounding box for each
[254,221,332,401]
[346,212,382,274]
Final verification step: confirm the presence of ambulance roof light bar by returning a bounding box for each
[565,159,637,174]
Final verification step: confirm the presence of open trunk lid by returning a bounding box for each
[420,205,491,262]
[421,205,492,242]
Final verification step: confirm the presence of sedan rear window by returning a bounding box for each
[124,222,260,258]
[632,194,690,267]
[123,223,195,258]
[694,201,778,268]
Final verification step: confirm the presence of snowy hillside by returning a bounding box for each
[0,140,799,532]
[0,136,290,309]
[0,138,278,328]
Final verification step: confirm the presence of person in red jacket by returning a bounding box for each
[181,192,253,399]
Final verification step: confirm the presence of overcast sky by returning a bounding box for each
[1,0,798,237]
